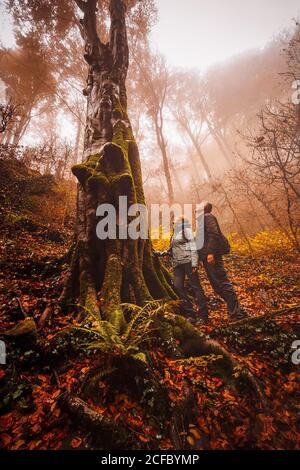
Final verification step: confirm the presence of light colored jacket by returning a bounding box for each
[159,227,199,268]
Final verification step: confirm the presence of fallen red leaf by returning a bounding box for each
[71,437,82,448]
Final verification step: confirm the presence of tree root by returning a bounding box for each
[80,354,199,449]
[169,381,196,450]
[59,392,130,449]
[161,314,267,410]
[38,302,54,328]
[212,304,300,336]
[83,355,170,421]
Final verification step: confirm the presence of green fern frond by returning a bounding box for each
[72,300,176,361]
[174,355,224,367]
[121,303,143,315]
[132,352,147,363]
[75,303,102,324]
[95,366,118,380]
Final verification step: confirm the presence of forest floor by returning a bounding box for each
[0,221,300,450]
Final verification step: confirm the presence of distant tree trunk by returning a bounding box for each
[61,0,176,328]
[206,119,234,167]
[246,195,266,232]
[188,152,203,185]
[179,119,212,181]
[234,172,296,244]
[170,161,184,194]
[153,113,174,204]
[191,134,212,181]
[217,183,253,252]
[11,104,32,146]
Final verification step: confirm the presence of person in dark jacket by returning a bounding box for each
[196,202,247,321]
[155,216,209,323]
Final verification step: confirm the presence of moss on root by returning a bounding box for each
[100,241,126,333]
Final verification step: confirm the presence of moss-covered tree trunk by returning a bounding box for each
[61,0,176,329]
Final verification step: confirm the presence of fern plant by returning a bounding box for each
[71,300,176,362]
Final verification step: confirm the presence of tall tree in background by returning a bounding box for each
[169,71,213,181]
[5,0,86,148]
[133,47,174,204]
[0,33,57,145]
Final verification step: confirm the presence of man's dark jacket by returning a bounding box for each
[198,213,222,259]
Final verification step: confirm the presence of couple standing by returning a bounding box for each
[155,202,247,324]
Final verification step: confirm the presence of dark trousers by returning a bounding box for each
[173,262,207,317]
[203,255,240,316]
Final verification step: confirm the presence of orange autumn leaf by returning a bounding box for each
[71,437,82,448]
[1,433,12,447]
[234,425,247,438]
[28,440,42,450]
[53,408,61,418]
[37,375,47,382]
[31,424,41,434]
[187,435,195,446]
[51,389,61,399]
[13,439,25,449]
[138,435,150,443]
[189,428,201,440]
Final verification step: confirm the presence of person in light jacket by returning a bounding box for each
[155,216,209,323]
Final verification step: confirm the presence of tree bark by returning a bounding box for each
[64,0,175,326]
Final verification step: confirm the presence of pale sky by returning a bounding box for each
[151,0,300,70]
[1,0,299,71]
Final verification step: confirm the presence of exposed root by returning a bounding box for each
[59,393,129,449]
[38,302,54,328]
[212,304,300,335]
[100,240,126,332]
[83,355,170,421]
[162,314,267,410]
[169,381,196,449]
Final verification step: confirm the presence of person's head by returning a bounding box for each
[195,202,213,220]
[204,202,213,214]
[173,215,190,230]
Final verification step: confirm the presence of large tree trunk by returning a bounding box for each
[62,0,176,328]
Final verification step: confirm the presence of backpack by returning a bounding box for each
[215,218,231,255]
